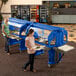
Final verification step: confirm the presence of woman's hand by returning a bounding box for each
[30,48,35,51]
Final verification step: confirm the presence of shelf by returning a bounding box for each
[30,12,36,13]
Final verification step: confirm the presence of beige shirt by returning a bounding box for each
[25,36,36,54]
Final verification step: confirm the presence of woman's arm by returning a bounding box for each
[2,25,9,37]
[25,40,31,49]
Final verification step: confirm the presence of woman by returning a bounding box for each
[23,29,37,72]
[2,18,10,55]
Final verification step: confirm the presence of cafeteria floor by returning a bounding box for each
[0,24,76,76]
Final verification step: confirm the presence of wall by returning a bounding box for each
[52,15,76,23]
[42,0,76,1]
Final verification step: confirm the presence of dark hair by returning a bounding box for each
[27,29,34,36]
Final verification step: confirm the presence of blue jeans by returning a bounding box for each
[4,37,9,53]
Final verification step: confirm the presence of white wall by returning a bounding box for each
[1,0,12,13]
[42,0,76,1]
[12,0,42,5]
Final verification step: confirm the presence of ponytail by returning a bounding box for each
[27,29,34,37]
